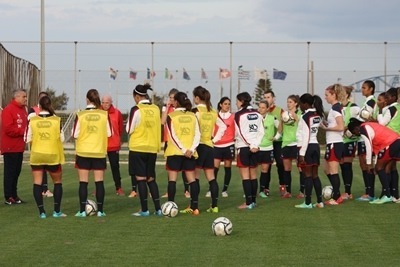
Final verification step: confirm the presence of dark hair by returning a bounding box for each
[300,93,324,118]
[363,80,375,95]
[378,92,386,98]
[38,91,49,98]
[193,86,212,111]
[287,94,299,108]
[264,89,275,97]
[39,96,55,116]
[217,97,230,111]
[236,92,252,108]
[174,92,192,111]
[134,83,153,96]
[385,87,398,101]
[347,118,363,134]
[344,85,354,98]
[259,100,269,109]
[86,89,101,108]
[168,88,179,96]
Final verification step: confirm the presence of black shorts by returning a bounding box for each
[298,144,320,166]
[325,142,344,162]
[31,164,62,173]
[196,144,214,169]
[281,145,297,159]
[75,155,107,170]
[214,145,235,161]
[357,142,366,156]
[389,139,400,160]
[166,155,196,172]
[343,141,357,158]
[237,147,258,168]
[257,150,274,164]
[129,151,157,178]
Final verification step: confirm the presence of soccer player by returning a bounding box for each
[295,93,325,208]
[101,94,125,196]
[257,100,277,198]
[191,86,224,213]
[276,95,302,199]
[235,92,264,209]
[161,88,190,199]
[165,92,200,215]
[320,84,346,205]
[213,97,235,198]
[348,118,400,204]
[28,91,53,198]
[72,89,112,217]
[377,88,400,202]
[356,80,377,201]
[126,84,162,216]
[25,96,66,218]
[340,86,360,200]
[264,90,285,196]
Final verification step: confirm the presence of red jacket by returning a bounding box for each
[1,100,28,153]
[106,105,123,151]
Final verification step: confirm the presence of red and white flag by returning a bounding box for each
[219,68,231,79]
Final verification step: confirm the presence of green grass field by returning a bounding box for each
[0,159,399,266]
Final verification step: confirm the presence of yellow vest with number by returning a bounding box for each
[196,106,217,147]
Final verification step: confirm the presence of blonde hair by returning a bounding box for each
[326,84,347,104]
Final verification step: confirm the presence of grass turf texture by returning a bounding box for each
[0,161,399,266]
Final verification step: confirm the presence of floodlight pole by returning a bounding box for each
[40,0,45,92]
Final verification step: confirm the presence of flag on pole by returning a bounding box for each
[219,68,231,79]
[129,68,137,80]
[254,68,268,80]
[183,68,191,80]
[165,68,173,80]
[147,68,156,79]
[201,68,208,83]
[109,67,117,80]
[238,66,250,80]
[273,68,287,80]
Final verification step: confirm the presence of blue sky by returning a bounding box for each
[1,0,399,110]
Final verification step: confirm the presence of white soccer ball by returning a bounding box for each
[85,199,98,216]
[322,186,333,200]
[212,217,233,236]
[161,201,179,217]
[281,111,295,125]
[359,108,372,120]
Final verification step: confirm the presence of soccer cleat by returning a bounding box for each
[341,193,353,200]
[97,211,106,217]
[324,198,340,205]
[296,192,305,199]
[39,213,47,219]
[279,185,286,196]
[42,190,54,198]
[154,210,162,216]
[392,197,400,203]
[179,207,200,215]
[205,191,211,198]
[221,191,228,198]
[370,195,392,204]
[282,192,292,199]
[75,211,86,217]
[238,203,254,209]
[313,202,325,208]
[116,188,125,196]
[14,197,25,204]
[52,211,67,218]
[132,210,150,217]
[206,206,219,213]
[4,197,16,205]
[336,196,344,204]
[356,194,371,202]
[184,191,191,198]
[161,192,168,198]
[128,191,137,198]
[295,202,313,209]
[259,192,268,198]
[264,189,270,197]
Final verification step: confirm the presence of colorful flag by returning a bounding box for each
[129,68,137,80]
[165,68,173,80]
[238,66,250,80]
[273,69,287,80]
[254,68,268,80]
[183,68,191,80]
[201,68,208,83]
[219,68,231,79]
[147,68,156,79]
[109,67,117,80]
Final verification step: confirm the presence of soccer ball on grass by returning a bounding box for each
[212,217,233,236]
[85,199,98,216]
[161,201,179,217]
[322,186,333,200]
